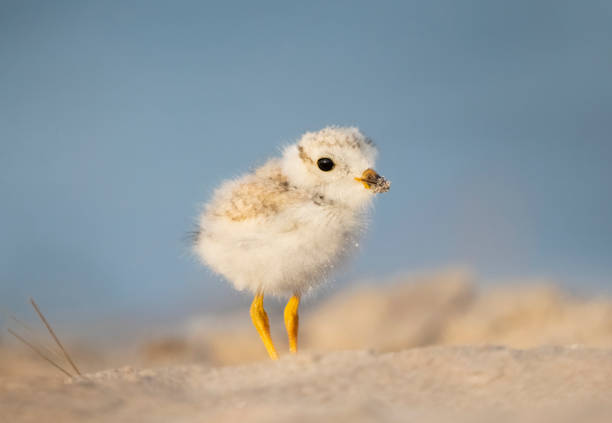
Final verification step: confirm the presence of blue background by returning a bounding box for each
[1,1,611,325]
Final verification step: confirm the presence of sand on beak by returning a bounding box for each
[354,168,391,193]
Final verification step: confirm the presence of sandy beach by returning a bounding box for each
[2,346,612,423]
[2,270,612,422]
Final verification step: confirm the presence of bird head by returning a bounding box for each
[281,126,390,209]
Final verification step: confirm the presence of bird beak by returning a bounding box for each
[354,168,391,193]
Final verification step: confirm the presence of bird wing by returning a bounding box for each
[208,160,308,223]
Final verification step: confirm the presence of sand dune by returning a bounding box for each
[3,346,612,422]
[146,270,612,365]
[2,270,612,422]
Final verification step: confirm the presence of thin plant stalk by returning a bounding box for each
[29,298,81,376]
[7,329,73,378]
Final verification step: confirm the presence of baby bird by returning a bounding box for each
[193,127,390,359]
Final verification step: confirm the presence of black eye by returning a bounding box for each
[317,157,335,171]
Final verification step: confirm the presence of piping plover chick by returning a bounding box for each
[193,126,390,359]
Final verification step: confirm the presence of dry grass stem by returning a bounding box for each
[29,298,81,376]
[9,314,65,364]
[7,328,73,378]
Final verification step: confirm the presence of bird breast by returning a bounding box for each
[194,161,368,294]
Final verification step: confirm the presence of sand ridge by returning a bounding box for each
[3,271,612,422]
[2,346,612,422]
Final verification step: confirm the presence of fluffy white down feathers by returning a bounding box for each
[193,127,389,297]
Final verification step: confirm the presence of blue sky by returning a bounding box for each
[1,1,611,323]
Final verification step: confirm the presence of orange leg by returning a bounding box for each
[250,294,279,360]
[284,295,300,354]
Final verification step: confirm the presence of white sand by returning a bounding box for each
[2,346,612,422]
[3,270,612,422]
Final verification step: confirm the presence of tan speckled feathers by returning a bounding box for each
[211,160,308,222]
